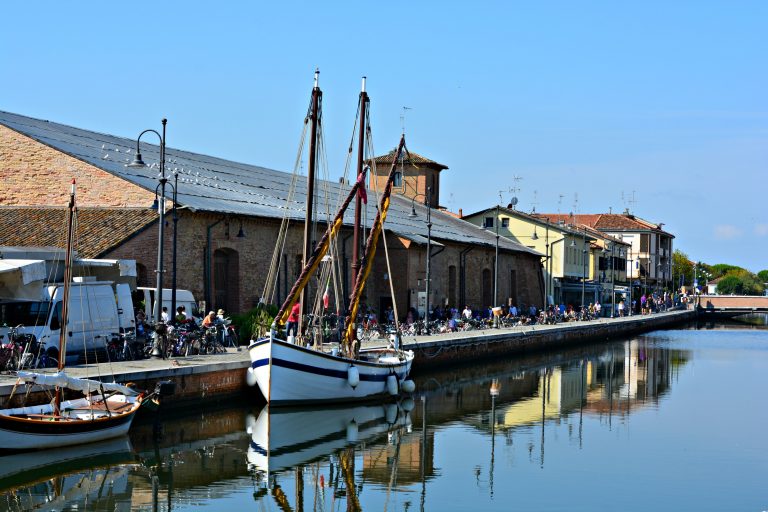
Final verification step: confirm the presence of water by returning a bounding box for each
[1,323,767,511]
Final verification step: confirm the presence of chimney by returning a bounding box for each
[458,208,463,218]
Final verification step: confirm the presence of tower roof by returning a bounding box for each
[370,148,448,170]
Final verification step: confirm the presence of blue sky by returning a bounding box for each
[2,1,766,271]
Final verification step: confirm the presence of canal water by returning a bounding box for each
[1,322,766,511]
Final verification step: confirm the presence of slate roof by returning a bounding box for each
[0,110,537,256]
[370,148,448,170]
[0,207,157,258]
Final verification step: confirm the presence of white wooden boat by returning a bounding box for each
[0,437,135,492]
[0,181,146,451]
[246,401,411,477]
[248,337,413,404]
[247,74,416,405]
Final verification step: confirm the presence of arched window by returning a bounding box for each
[482,268,493,307]
[213,248,240,314]
[135,263,150,287]
[448,265,457,307]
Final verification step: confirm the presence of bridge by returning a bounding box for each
[696,295,768,317]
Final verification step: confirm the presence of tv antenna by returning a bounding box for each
[531,190,539,213]
[557,194,564,214]
[573,192,579,214]
[400,106,412,135]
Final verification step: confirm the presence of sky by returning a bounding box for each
[1,1,766,272]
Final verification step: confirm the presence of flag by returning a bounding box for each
[323,286,330,309]
[356,172,367,204]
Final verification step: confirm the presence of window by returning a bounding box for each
[501,218,509,228]
[484,217,494,228]
[0,301,51,327]
[640,233,650,252]
[393,171,402,187]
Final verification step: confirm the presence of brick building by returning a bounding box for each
[0,110,544,318]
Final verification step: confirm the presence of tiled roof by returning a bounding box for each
[532,213,674,237]
[370,148,448,170]
[0,207,157,258]
[464,206,589,238]
[0,111,538,256]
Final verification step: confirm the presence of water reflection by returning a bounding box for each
[0,337,694,510]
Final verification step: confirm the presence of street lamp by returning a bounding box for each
[409,188,432,332]
[481,205,501,327]
[128,119,168,326]
[581,227,588,310]
[549,236,567,307]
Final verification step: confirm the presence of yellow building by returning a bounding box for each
[463,206,598,306]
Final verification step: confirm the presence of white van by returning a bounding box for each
[0,280,134,364]
[137,287,199,324]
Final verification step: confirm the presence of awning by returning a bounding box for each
[0,259,46,300]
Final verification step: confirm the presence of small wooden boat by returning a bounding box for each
[0,181,146,451]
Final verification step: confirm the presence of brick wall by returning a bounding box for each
[0,125,154,207]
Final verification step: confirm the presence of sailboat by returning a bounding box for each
[246,402,412,479]
[247,72,415,404]
[0,180,146,451]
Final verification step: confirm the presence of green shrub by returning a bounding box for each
[231,303,279,342]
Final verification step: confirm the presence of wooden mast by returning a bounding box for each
[343,135,406,355]
[350,77,368,301]
[300,69,321,332]
[55,178,76,414]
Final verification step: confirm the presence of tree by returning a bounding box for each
[672,250,694,288]
[710,263,743,278]
[715,270,765,295]
[758,270,768,283]
[716,275,743,294]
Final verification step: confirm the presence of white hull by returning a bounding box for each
[247,337,414,404]
[0,396,141,451]
[246,402,411,476]
[0,437,134,485]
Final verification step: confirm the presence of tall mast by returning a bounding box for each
[350,76,368,302]
[301,69,321,321]
[55,179,76,413]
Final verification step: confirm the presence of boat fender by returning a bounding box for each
[245,413,256,434]
[287,334,295,345]
[346,420,358,442]
[347,366,360,388]
[246,367,258,387]
[385,402,398,424]
[400,380,416,394]
[386,375,399,396]
[400,397,415,412]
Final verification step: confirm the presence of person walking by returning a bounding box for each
[286,302,301,340]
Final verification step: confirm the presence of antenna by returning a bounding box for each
[400,106,412,135]
[573,193,579,214]
[531,190,539,213]
[557,194,564,214]
[628,190,637,212]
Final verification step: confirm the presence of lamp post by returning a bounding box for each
[170,171,179,324]
[128,119,167,325]
[581,227,587,310]
[408,187,432,332]
[628,246,633,316]
[549,236,567,307]
[608,243,615,318]
[494,205,499,326]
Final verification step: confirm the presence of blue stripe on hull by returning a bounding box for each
[251,357,408,382]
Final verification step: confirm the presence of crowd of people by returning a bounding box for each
[371,290,681,335]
